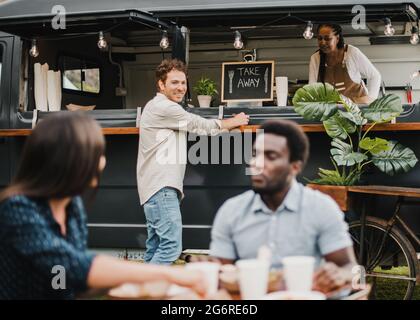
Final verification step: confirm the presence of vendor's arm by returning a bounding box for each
[308,52,320,84]
[353,47,381,100]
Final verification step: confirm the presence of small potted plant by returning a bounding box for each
[193,77,218,108]
[292,82,418,210]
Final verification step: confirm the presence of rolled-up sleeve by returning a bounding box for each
[308,53,320,84]
[209,201,237,260]
[353,47,381,99]
[0,200,95,292]
[316,199,354,256]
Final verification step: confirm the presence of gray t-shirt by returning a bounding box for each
[210,179,353,268]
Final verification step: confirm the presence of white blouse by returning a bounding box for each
[309,44,381,99]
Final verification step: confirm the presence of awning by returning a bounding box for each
[0,1,418,39]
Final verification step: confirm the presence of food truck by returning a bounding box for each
[0,0,420,298]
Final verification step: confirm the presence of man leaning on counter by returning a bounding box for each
[137,59,249,265]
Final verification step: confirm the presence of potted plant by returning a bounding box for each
[292,83,418,210]
[193,77,218,108]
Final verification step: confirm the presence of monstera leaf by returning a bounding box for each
[359,137,390,155]
[331,139,368,166]
[362,94,403,123]
[371,140,418,175]
[323,110,357,140]
[292,83,341,121]
[340,95,367,125]
[311,167,361,185]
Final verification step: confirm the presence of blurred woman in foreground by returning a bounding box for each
[0,112,205,299]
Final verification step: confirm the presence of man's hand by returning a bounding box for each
[312,262,352,293]
[221,112,250,130]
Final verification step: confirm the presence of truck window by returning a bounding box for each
[59,55,100,94]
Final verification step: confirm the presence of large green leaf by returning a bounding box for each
[359,137,390,155]
[362,94,403,123]
[331,139,368,166]
[371,140,418,175]
[310,167,362,185]
[323,110,357,140]
[340,95,367,125]
[292,83,341,121]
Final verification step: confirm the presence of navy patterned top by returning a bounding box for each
[0,195,95,299]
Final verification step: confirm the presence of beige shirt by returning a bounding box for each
[137,93,222,205]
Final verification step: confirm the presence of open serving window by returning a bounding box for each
[0,0,418,117]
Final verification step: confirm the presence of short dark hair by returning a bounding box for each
[259,120,310,167]
[155,58,187,91]
[0,112,105,202]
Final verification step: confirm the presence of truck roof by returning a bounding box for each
[0,0,418,20]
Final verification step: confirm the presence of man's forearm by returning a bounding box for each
[87,255,171,289]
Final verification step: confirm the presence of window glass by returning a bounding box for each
[59,55,100,94]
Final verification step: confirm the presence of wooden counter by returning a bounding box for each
[2,122,420,137]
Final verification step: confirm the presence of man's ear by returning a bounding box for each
[158,79,165,92]
[291,160,303,176]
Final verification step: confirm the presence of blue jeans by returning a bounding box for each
[142,187,182,265]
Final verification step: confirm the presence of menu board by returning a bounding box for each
[221,61,274,102]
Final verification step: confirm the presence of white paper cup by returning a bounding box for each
[282,256,315,292]
[275,76,288,106]
[186,262,220,296]
[236,259,270,300]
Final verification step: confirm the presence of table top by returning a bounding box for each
[348,185,420,198]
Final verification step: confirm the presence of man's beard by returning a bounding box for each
[252,174,290,196]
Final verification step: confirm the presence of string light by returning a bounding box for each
[383,18,395,36]
[29,39,39,58]
[303,21,314,40]
[410,26,419,45]
[233,31,244,49]
[97,31,108,50]
[160,30,169,49]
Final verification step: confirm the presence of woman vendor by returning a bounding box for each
[309,23,381,104]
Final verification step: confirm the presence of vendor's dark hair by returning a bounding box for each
[317,23,345,83]
[259,120,310,167]
[156,58,187,91]
[0,112,106,202]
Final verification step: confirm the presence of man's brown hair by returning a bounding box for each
[155,59,187,91]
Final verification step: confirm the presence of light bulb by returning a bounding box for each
[160,31,169,49]
[410,27,419,45]
[233,31,243,50]
[97,31,108,50]
[411,70,420,79]
[384,18,395,36]
[29,39,39,58]
[303,21,314,40]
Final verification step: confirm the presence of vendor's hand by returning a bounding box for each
[221,112,249,130]
[166,266,207,297]
[312,262,351,294]
[352,96,375,105]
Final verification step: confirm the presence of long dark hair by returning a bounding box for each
[0,112,105,202]
[317,23,345,83]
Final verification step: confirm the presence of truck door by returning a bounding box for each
[0,34,14,187]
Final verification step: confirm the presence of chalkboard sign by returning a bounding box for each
[221,61,274,102]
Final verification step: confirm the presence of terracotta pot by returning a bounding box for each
[197,95,212,108]
[306,183,349,211]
